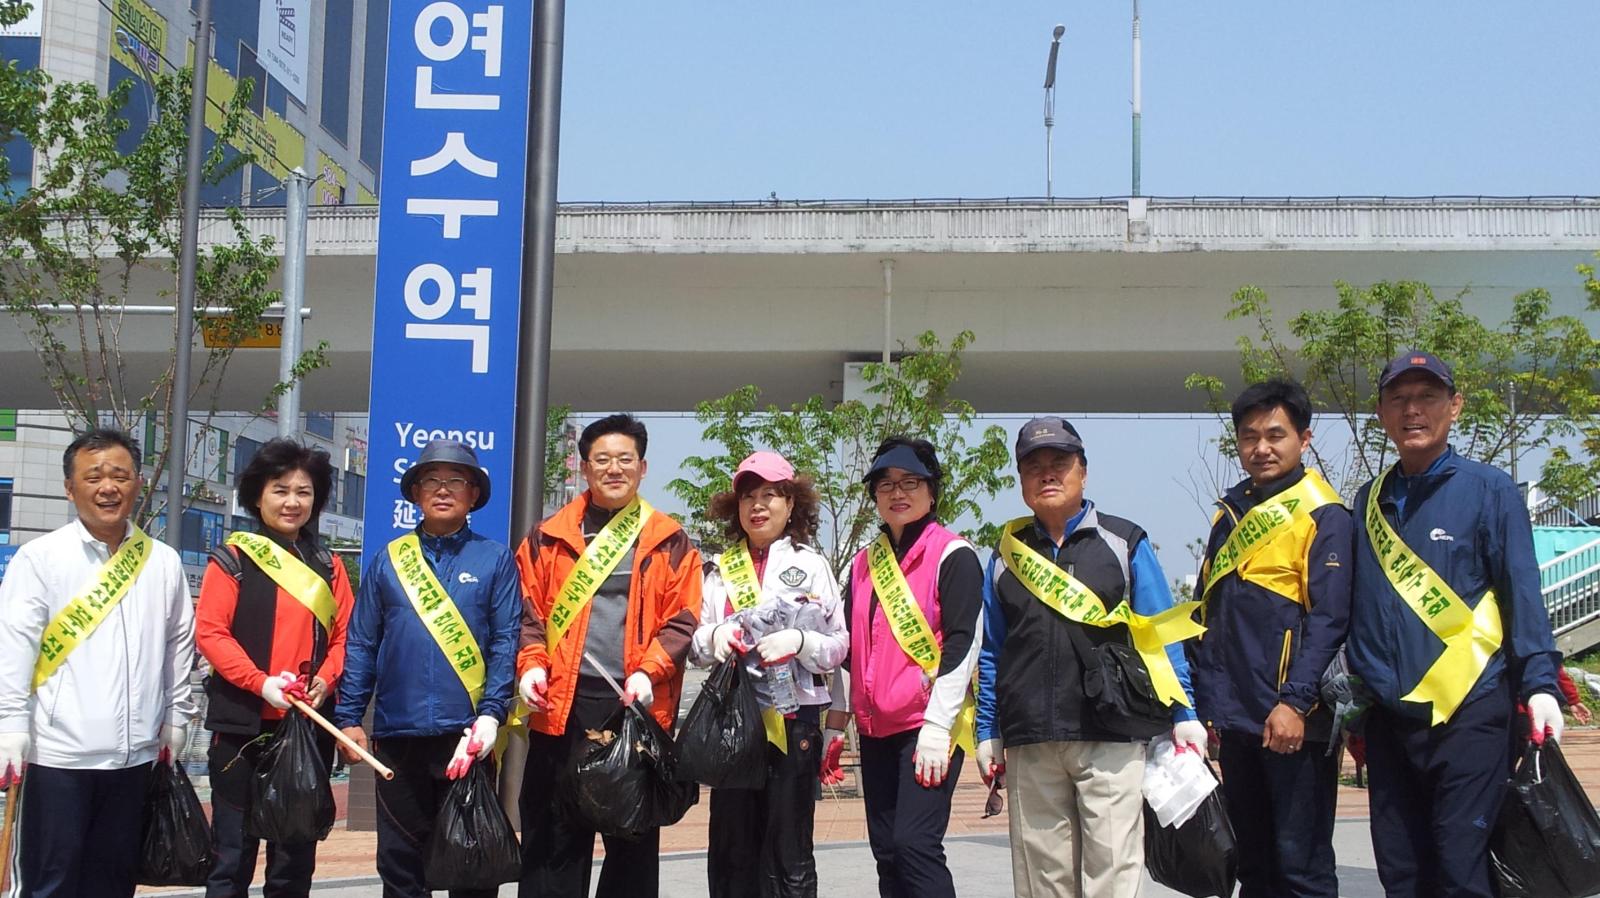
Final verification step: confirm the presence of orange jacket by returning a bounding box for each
[515,493,702,735]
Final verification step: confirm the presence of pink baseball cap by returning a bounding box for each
[732,450,795,490]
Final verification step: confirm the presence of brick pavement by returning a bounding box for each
[136,728,1600,894]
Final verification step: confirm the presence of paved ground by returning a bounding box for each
[131,728,1600,897]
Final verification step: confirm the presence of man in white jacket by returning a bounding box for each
[0,428,196,898]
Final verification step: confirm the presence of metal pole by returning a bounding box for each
[1509,380,1519,484]
[278,168,309,439]
[167,0,212,549]
[1043,25,1063,199]
[881,259,894,364]
[505,0,566,821]
[1132,0,1142,197]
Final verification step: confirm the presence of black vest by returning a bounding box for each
[991,507,1146,746]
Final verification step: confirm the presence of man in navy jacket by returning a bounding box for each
[334,440,521,898]
[1348,352,1562,898]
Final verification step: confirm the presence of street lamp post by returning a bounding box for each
[1043,24,1065,199]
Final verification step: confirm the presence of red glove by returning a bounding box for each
[819,729,846,785]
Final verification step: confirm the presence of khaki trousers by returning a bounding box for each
[1005,740,1146,898]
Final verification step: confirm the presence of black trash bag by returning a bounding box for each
[565,702,699,838]
[136,762,214,886]
[1144,786,1238,898]
[247,709,336,844]
[1491,739,1600,898]
[675,656,767,789]
[425,761,521,891]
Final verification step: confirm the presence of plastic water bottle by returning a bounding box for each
[766,661,800,714]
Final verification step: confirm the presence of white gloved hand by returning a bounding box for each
[913,721,951,788]
[159,722,188,766]
[1530,692,1564,745]
[259,670,297,710]
[756,628,805,665]
[623,671,654,707]
[470,716,498,760]
[0,731,30,787]
[519,667,549,710]
[1173,719,1209,755]
[711,621,746,663]
[976,737,1005,787]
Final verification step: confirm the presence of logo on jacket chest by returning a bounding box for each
[779,566,806,587]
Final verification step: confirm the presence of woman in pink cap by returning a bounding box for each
[691,450,849,898]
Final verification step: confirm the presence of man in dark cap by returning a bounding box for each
[334,439,522,898]
[1349,351,1562,898]
[975,417,1202,897]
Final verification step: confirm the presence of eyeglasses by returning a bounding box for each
[420,476,473,493]
[586,454,639,470]
[874,477,927,496]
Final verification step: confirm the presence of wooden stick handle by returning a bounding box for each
[289,698,394,780]
[0,782,18,893]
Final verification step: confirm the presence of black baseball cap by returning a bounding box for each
[1378,350,1457,394]
[1015,416,1085,461]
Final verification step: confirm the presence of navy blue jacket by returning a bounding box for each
[333,526,521,738]
[1347,448,1559,722]
[1192,467,1353,739]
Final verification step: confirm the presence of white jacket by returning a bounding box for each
[693,538,848,709]
[0,521,196,769]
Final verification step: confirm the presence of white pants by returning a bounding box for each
[1005,739,1147,898]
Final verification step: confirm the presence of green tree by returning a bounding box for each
[0,0,324,527]
[667,330,1015,581]
[1186,273,1600,506]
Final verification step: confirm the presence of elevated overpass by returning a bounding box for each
[3,197,1597,412]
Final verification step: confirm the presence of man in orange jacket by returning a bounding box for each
[513,413,702,898]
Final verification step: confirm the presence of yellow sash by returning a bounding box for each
[387,533,486,706]
[34,527,153,690]
[720,541,790,752]
[999,519,1204,708]
[865,534,977,755]
[225,533,337,631]
[1202,471,1343,599]
[547,497,653,652]
[720,541,762,612]
[1364,468,1503,726]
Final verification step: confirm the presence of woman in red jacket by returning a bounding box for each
[195,439,355,898]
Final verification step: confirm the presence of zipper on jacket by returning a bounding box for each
[1277,629,1293,689]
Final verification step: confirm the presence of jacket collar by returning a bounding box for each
[1379,445,1458,507]
[881,513,937,560]
[73,518,134,551]
[541,490,678,556]
[416,522,472,552]
[1224,464,1308,513]
[1028,500,1093,546]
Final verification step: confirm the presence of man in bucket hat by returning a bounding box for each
[335,439,522,898]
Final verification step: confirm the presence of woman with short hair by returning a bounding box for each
[195,438,355,898]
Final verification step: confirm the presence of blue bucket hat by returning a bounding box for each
[400,439,491,511]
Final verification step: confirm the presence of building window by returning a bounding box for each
[180,508,227,567]
[305,412,335,439]
[320,0,353,145]
[0,409,16,441]
[0,478,12,545]
[343,471,365,518]
[233,435,263,479]
[359,0,388,178]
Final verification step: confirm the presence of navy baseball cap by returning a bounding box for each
[1014,416,1085,461]
[1378,351,1457,393]
[862,444,933,483]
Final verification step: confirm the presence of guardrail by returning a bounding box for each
[1543,536,1600,633]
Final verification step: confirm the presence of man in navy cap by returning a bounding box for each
[1348,351,1562,898]
[975,417,1202,897]
[335,439,522,898]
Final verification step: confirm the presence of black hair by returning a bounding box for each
[236,438,336,527]
[579,413,649,460]
[866,436,944,505]
[1231,378,1313,433]
[63,428,142,478]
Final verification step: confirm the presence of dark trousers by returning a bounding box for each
[518,691,661,898]
[18,762,151,898]
[1219,729,1340,898]
[373,734,498,898]
[1365,683,1516,898]
[707,712,823,898]
[858,729,964,898]
[206,722,333,898]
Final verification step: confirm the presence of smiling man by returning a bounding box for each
[1191,379,1352,898]
[0,428,195,897]
[334,438,521,898]
[512,413,702,898]
[1348,352,1561,898]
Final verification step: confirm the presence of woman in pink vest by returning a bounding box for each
[820,437,984,898]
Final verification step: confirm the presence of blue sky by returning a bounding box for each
[549,3,1600,575]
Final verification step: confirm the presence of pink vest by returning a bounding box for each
[849,522,960,737]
